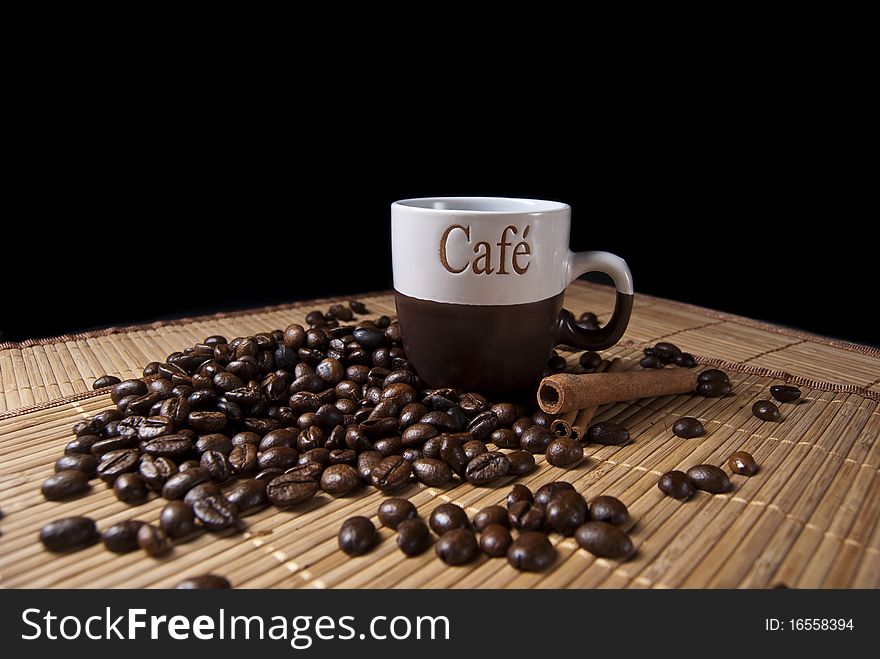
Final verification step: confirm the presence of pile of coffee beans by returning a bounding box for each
[658,450,759,500]
[640,342,696,369]
[339,483,635,570]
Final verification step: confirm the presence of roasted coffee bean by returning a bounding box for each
[241,417,280,435]
[225,479,268,514]
[401,447,421,462]
[314,403,343,429]
[489,428,518,448]
[420,436,443,459]
[357,451,383,481]
[258,447,299,471]
[54,453,99,477]
[65,434,101,455]
[373,435,404,457]
[672,417,705,438]
[464,452,510,485]
[402,422,438,447]
[91,435,138,458]
[188,389,219,410]
[370,455,412,491]
[127,392,163,416]
[213,371,244,392]
[73,418,103,436]
[770,385,801,403]
[283,323,306,349]
[41,470,89,500]
[752,400,781,421]
[457,392,488,417]
[531,410,554,427]
[674,353,697,368]
[589,496,629,526]
[196,433,233,455]
[360,417,399,440]
[508,500,545,531]
[266,469,320,507]
[507,483,534,508]
[534,481,577,508]
[137,524,171,556]
[101,421,121,439]
[143,434,195,458]
[229,444,258,474]
[103,520,146,553]
[193,495,239,530]
[139,455,177,491]
[419,410,459,432]
[462,440,487,460]
[113,472,147,503]
[696,379,732,397]
[546,437,584,467]
[506,450,537,476]
[350,327,382,350]
[374,315,391,329]
[111,379,148,404]
[329,448,357,466]
[520,425,553,453]
[39,517,99,551]
[658,470,695,499]
[479,524,512,558]
[429,503,470,535]
[255,467,285,482]
[397,518,431,556]
[697,369,729,383]
[349,300,368,314]
[575,521,634,559]
[507,531,556,571]
[652,342,682,363]
[93,375,122,389]
[586,421,631,445]
[160,501,195,538]
[411,458,453,487]
[175,574,231,589]
[96,449,139,483]
[686,464,732,493]
[473,505,509,531]
[445,406,469,432]
[579,351,602,371]
[187,411,227,433]
[728,451,759,476]
[93,409,122,427]
[545,490,588,536]
[467,411,499,441]
[491,403,522,427]
[162,467,209,500]
[547,353,567,372]
[435,528,478,565]
[184,482,222,506]
[639,355,663,369]
[299,447,331,467]
[159,398,190,426]
[378,498,418,529]
[320,464,363,496]
[338,516,376,556]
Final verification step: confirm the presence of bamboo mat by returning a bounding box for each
[0,282,878,589]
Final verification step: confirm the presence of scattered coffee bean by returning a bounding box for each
[672,417,705,438]
[338,516,376,556]
[396,518,431,556]
[545,490,588,536]
[113,472,148,503]
[103,520,146,553]
[193,495,239,530]
[546,437,584,467]
[479,524,512,557]
[473,505,510,532]
[520,425,553,453]
[41,470,90,500]
[506,450,537,475]
[93,375,121,390]
[320,464,363,496]
[266,469,320,507]
[657,471,695,500]
[411,457,453,487]
[674,353,696,368]
[575,521,634,559]
[39,517,99,551]
[175,574,231,589]
[589,496,629,526]
[54,453,99,477]
[507,484,533,508]
[579,351,602,371]
[224,479,267,514]
[429,503,470,535]
[162,468,209,500]
[160,501,196,539]
[696,379,732,397]
[378,498,418,529]
[640,355,663,369]
[586,421,631,445]
[534,481,576,508]
[508,500,545,531]
[435,528,478,565]
[465,452,510,485]
[770,385,801,403]
[137,524,171,556]
[686,464,732,493]
[698,369,729,382]
[507,531,556,571]
[728,451,758,476]
[184,482,222,507]
[370,455,412,491]
[752,400,781,421]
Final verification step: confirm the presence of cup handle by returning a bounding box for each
[554,251,634,351]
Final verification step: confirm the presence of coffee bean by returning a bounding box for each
[229,444,258,475]
[520,425,553,453]
[478,525,511,558]
[357,451,384,480]
[439,434,470,475]
[39,517,99,551]
[546,437,584,467]
[531,411,554,427]
[640,355,663,369]
[752,400,781,421]
[545,490,588,536]
[184,482,222,506]
[65,434,101,455]
[675,353,697,368]
[349,300,368,314]
[579,351,602,371]
[41,470,90,500]
[137,524,171,556]
[320,464,363,496]
[370,455,412,491]
[266,468,320,507]
[672,417,705,438]
[696,379,732,397]
[103,520,146,553]
[188,411,227,433]
[507,531,556,571]
[193,495,239,530]
[575,521,634,559]
[728,451,759,476]
[770,385,801,403]
[93,375,121,390]
[429,503,470,535]
[162,467,209,500]
[378,498,418,529]
[462,440,487,460]
[175,574,231,589]
[91,435,138,458]
[457,392,488,417]
[111,379,147,404]
[338,516,376,556]
[113,472,147,503]
[508,500,545,531]
[473,505,509,532]
[55,453,99,477]
[589,496,629,526]
[506,450,537,475]
[143,434,195,458]
[283,324,306,349]
[96,449,139,483]
[160,501,195,539]
[651,342,682,364]
[140,455,177,491]
[547,354,567,372]
[586,421,631,445]
[224,479,268,514]
[658,471,695,499]
[396,518,431,556]
[399,422,436,447]
[199,450,232,482]
[534,481,576,508]
[435,528,478,565]
[686,464,732,493]
[196,433,233,454]
[489,428,518,449]
[411,458,453,487]
[465,452,510,486]
[507,483,533,508]
[698,369,729,383]
[257,447,298,471]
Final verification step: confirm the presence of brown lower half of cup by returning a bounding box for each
[394,290,564,400]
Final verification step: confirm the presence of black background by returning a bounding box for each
[3,139,876,346]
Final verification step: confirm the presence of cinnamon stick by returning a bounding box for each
[570,358,625,440]
[549,360,613,437]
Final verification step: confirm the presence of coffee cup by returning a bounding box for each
[392,197,633,398]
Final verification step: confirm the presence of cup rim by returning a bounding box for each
[393,196,570,214]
